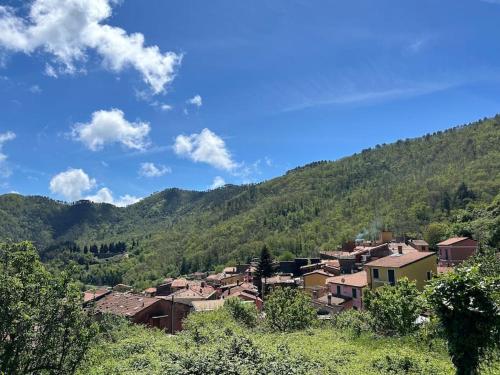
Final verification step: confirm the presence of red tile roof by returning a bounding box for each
[437,237,470,246]
[94,292,162,317]
[83,288,110,303]
[326,271,368,288]
[365,251,435,268]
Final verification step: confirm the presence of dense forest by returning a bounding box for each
[0,115,499,288]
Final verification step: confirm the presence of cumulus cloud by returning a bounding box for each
[49,167,140,206]
[0,131,16,177]
[210,176,225,189]
[0,0,181,93]
[85,187,140,207]
[187,94,202,107]
[72,108,150,151]
[173,128,237,171]
[49,168,96,201]
[139,162,171,177]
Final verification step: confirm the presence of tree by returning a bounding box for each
[364,278,423,336]
[254,245,273,296]
[426,265,499,375]
[424,222,449,251]
[278,250,295,261]
[265,288,316,332]
[224,297,258,328]
[0,242,96,375]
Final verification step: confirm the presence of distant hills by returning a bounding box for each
[0,115,499,288]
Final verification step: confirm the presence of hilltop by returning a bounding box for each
[0,115,499,288]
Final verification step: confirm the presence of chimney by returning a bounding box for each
[327,293,332,306]
[398,245,403,254]
[237,280,240,286]
[201,281,205,288]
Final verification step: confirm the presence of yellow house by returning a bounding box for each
[364,251,437,291]
[303,270,335,296]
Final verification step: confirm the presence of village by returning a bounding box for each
[83,231,479,334]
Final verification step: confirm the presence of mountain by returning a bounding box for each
[0,115,499,288]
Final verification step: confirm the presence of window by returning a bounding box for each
[388,269,395,285]
[352,288,357,298]
[427,271,432,280]
[373,268,379,279]
[336,285,341,296]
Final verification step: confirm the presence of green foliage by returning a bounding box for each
[331,309,373,337]
[224,297,258,328]
[426,265,500,375]
[0,116,499,288]
[264,288,316,332]
[0,242,96,375]
[77,307,457,375]
[364,278,424,336]
[424,222,449,251]
[278,250,295,261]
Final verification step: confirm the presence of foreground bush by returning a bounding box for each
[0,242,96,375]
[264,287,316,332]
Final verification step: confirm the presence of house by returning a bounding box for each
[326,271,367,310]
[165,282,216,303]
[191,299,226,312]
[437,237,478,266]
[388,242,417,254]
[262,274,297,294]
[311,293,351,315]
[83,288,111,305]
[143,287,157,297]
[155,278,174,296]
[409,239,430,252]
[320,243,392,273]
[93,292,191,333]
[220,273,245,286]
[365,251,437,291]
[302,270,336,296]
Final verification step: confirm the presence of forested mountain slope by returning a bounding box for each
[0,116,499,287]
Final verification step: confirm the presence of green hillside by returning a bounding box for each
[1,116,499,288]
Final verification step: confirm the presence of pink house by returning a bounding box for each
[326,271,367,311]
[437,237,478,266]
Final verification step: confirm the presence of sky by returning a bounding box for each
[0,0,500,205]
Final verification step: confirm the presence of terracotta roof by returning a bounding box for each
[264,275,295,285]
[313,294,349,306]
[326,271,368,288]
[437,237,471,246]
[321,260,340,268]
[206,273,223,281]
[144,287,157,294]
[191,299,225,312]
[171,278,189,288]
[388,242,416,253]
[303,269,334,277]
[365,252,435,268]
[166,284,216,300]
[83,288,110,303]
[223,266,237,274]
[94,292,161,317]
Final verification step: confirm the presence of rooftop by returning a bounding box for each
[83,288,110,303]
[410,239,429,246]
[191,299,225,312]
[326,271,368,288]
[437,237,472,246]
[94,292,161,317]
[365,251,435,268]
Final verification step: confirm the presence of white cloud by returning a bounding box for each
[139,162,171,177]
[72,108,150,151]
[210,176,225,189]
[0,131,16,177]
[187,94,202,107]
[49,168,140,206]
[29,84,42,93]
[0,0,181,93]
[160,104,173,111]
[49,168,96,200]
[84,187,140,207]
[173,128,237,171]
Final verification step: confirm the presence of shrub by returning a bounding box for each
[224,297,258,328]
[364,277,424,336]
[264,287,316,332]
[331,309,373,336]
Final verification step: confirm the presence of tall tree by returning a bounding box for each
[0,242,96,375]
[426,265,500,375]
[254,245,273,296]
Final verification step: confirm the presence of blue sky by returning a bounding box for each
[1,0,500,205]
